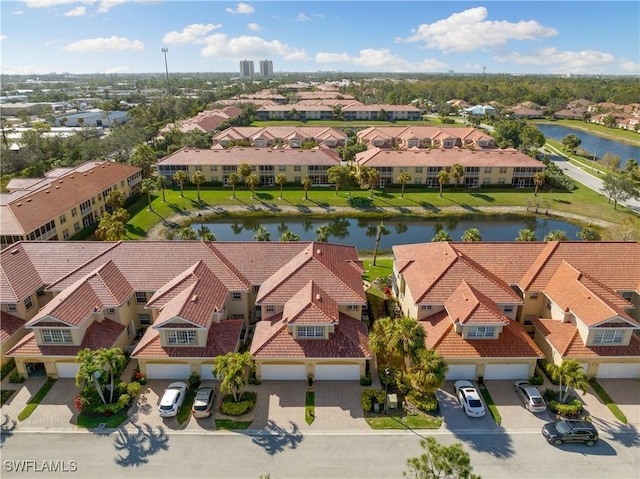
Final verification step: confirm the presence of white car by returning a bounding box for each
[158,382,188,417]
[514,380,547,413]
[454,380,486,417]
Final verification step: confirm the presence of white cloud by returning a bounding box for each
[64,6,86,16]
[316,48,447,72]
[315,52,351,63]
[162,24,221,45]
[13,9,24,14]
[0,35,6,42]
[201,33,308,61]
[296,13,310,21]
[399,7,557,53]
[24,0,93,7]
[65,36,144,52]
[247,23,261,31]
[226,3,254,14]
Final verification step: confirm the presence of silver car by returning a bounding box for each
[514,380,547,413]
[192,386,218,418]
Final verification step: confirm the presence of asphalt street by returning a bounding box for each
[1,429,639,479]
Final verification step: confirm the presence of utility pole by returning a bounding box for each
[161,47,170,94]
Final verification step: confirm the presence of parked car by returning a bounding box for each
[542,419,599,447]
[192,385,218,418]
[158,382,188,417]
[514,380,547,413]
[454,380,486,417]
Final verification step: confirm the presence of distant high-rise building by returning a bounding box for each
[239,60,254,77]
[260,59,273,78]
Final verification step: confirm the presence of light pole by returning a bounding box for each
[384,367,390,414]
[161,47,170,94]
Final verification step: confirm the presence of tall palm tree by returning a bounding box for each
[75,348,107,405]
[549,359,589,403]
[359,166,380,199]
[179,227,198,240]
[253,225,271,241]
[432,230,452,242]
[577,228,600,241]
[372,221,390,266]
[156,175,169,202]
[238,163,252,184]
[275,173,287,199]
[173,170,188,197]
[533,172,546,196]
[213,352,255,403]
[280,230,300,242]
[98,347,126,403]
[516,228,537,242]
[302,175,312,200]
[437,169,450,197]
[544,230,569,241]
[390,317,426,379]
[245,173,259,199]
[450,163,464,189]
[369,317,396,369]
[397,171,412,198]
[461,228,482,242]
[407,349,448,397]
[141,177,157,212]
[192,170,206,201]
[227,172,240,199]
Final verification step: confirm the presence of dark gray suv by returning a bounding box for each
[542,419,599,446]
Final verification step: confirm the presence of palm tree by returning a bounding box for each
[227,172,240,199]
[156,175,169,202]
[275,173,287,199]
[544,230,569,241]
[301,175,312,200]
[397,171,412,198]
[437,169,450,197]
[549,359,589,403]
[173,170,189,197]
[577,228,601,241]
[238,163,252,184]
[213,352,255,403]
[407,349,448,397]
[280,231,300,242]
[461,228,482,242]
[141,177,157,211]
[192,170,206,201]
[369,317,396,369]
[328,165,351,196]
[95,210,128,241]
[105,190,126,210]
[179,227,198,240]
[314,224,330,242]
[516,228,537,242]
[75,348,107,405]
[450,163,464,189]
[245,173,259,199]
[359,166,379,198]
[533,172,546,196]
[253,225,270,241]
[98,347,126,403]
[432,230,452,242]
[372,221,390,266]
[389,317,426,379]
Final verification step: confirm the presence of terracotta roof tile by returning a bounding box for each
[282,281,339,325]
[158,147,341,167]
[445,282,511,325]
[0,311,26,344]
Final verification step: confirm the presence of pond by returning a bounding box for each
[192,215,583,250]
[536,124,639,162]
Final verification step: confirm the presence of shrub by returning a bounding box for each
[360,374,373,386]
[549,399,583,417]
[361,388,386,412]
[127,381,141,397]
[540,361,560,385]
[406,392,439,413]
[0,359,16,380]
[9,371,25,383]
[529,374,544,386]
[188,374,201,389]
[248,375,261,385]
[379,367,399,387]
[221,392,257,416]
[543,388,558,402]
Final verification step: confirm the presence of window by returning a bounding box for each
[503,305,513,313]
[138,314,152,325]
[120,180,125,188]
[294,166,301,172]
[498,178,506,184]
[74,222,81,232]
[71,207,78,217]
[421,305,432,310]
[231,314,244,319]
[530,293,539,299]
[42,329,72,344]
[232,292,241,301]
[36,289,46,297]
[135,292,147,304]
[346,305,359,311]
[63,229,69,239]
[59,214,67,224]
[546,301,552,310]
[7,304,17,312]
[167,330,197,345]
[253,285,260,294]
[266,305,275,313]
[621,291,633,301]
[415,167,423,173]
[279,165,286,172]
[594,329,623,344]
[106,308,116,314]
[25,296,33,310]
[499,167,508,174]
[484,167,493,173]
[210,165,218,172]
[468,326,495,338]
[297,326,324,338]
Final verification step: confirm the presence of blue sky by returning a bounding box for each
[1,1,638,76]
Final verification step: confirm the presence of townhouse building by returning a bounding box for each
[0,161,142,249]
[356,126,495,150]
[256,102,422,121]
[211,126,347,149]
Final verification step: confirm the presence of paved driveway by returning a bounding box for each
[483,380,553,429]
[596,379,640,426]
[130,379,193,432]
[20,379,79,429]
[437,381,497,431]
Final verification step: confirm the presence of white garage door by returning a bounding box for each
[445,364,477,380]
[261,364,307,380]
[146,364,191,380]
[315,364,360,381]
[56,362,80,378]
[484,364,530,380]
[597,363,640,379]
[200,364,222,380]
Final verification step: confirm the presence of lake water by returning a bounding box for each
[536,124,639,161]
[195,216,582,249]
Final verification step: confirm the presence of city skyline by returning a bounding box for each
[0,1,638,76]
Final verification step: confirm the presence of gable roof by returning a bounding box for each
[445,281,511,325]
[0,311,25,345]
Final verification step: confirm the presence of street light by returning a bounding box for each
[384,367,390,414]
[161,47,170,94]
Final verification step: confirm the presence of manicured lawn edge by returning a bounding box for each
[215,419,253,430]
[365,413,442,430]
[305,391,315,425]
[17,378,57,421]
[177,387,198,425]
[76,412,128,429]
[479,385,502,426]
[589,378,627,424]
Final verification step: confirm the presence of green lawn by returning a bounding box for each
[362,257,394,284]
[479,385,502,426]
[589,378,628,424]
[215,419,253,430]
[76,412,128,429]
[177,387,198,425]
[17,379,57,422]
[305,391,315,425]
[365,413,442,429]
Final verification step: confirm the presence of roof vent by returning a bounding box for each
[26,198,31,202]
[316,294,321,301]
[316,249,321,255]
[191,294,198,302]
[10,249,19,255]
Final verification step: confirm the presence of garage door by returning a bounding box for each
[200,364,220,380]
[56,362,80,378]
[261,364,306,380]
[315,364,360,381]
[597,363,640,379]
[484,364,530,380]
[445,364,477,380]
[146,364,190,380]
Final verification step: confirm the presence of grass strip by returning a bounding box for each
[177,387,198,425]
[76,412,128,429]
[17,379,56,421]
[215,419,253,430]
[305,391,315,425]
[365,413,442,430]
[589,378,627,424]
[479,385,502,426]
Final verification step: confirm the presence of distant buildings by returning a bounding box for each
[240,59,274,77]
[239,60,255,78]
[260,60,274,78]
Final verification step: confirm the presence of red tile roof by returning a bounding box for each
[0,311,26,345]
[445,282,511,325]
[282,281,339,325]
[357,126,493,146]
[158,147,341,167]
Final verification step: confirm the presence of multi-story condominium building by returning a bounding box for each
[157,147,342,186]
[1,241,370,380]
[239,59,254,77]
[159,106,242,135]
[211,126,348,149]
[255,103,422,121]
[259,59,273,77]
[0,161,142,249]
[355,148,545,188]
[357,126,495,150]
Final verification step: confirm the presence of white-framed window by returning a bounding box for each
[138,314,151,325]
[266,305,275,313]
[71,207,78,217]
[59,214,67,224]
[482,178,491,185]
[421,305,432,310]
[231,314,244,319]
[546,301,552,310]
[468,326,495,338]
[167,330,197,345]
[232,292,241,300]
[278,165,286,172]
[106,308,116,314]
[621,291,633,301]
[63,229,69,239]
[294,166,301,172]
[503,305,513,313]
[415,167,423,173]
[346,304,359,311]
[74,222,81,232]
[253,285,260,294]
[25,296,33,310]
[297,326,324,338]
[498,178,506,184]
[210,165,217,171]
[499,167,508,174]
[135,292,147,304]
[594,329,623,344]
[42,329,72,344]
[7,303,17,312]
[484,167,493,173]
